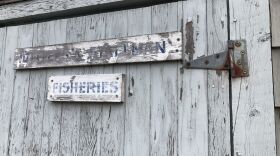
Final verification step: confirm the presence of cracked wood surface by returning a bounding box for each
[1,0,276,155]
[230,0,276,155]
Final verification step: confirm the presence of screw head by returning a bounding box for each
[237,60,242,65]
[235,41,241,47]
[243,70,247,74]
[241,50,246,55]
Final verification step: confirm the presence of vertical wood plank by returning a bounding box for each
[7,25,32,156]
[206,0,231,155]
[270,0,280,47]
[0,27,8,155]
[77,14,106,156]
[229,0,276,155]
[22,22,49,156]
[124,7,151,156]
[100,10,127,156]
[150,3,178,156]
[272,49,280,107]
[59,16,86,156]
[275,109,280,156]
[40,19,67,156]
[178,0,208,155]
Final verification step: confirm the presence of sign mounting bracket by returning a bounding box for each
[183,40,249,78]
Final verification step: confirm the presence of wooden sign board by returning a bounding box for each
[47,74,125,102]
[14,31,182,69]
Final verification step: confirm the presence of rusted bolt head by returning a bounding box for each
[241,50,246,55]
[235,41,241,47]
[237,60,242,65]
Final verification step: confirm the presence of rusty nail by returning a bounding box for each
[235,41,241,47]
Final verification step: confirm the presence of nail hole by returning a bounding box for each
[177,38,180,41]
[176,49,179,52]
[51,80,53,82]
[216,54,220,59]
[116,77,119,80]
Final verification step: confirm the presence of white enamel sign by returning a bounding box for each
[48,74,125,102]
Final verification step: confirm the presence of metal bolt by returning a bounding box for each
[241,50,246,55]
[243,70,247,74]
[237,60,242,65]
[235,41,241,47]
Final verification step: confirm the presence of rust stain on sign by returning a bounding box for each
[14,31,182,69]
[48,74,125,102]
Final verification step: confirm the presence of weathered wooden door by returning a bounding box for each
[0,0,275,156]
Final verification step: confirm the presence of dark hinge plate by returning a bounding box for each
[184,40,249,78]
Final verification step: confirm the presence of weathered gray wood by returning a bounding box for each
[178,0,209,155]
[230,0,276,155]
[0,0,26,5]
[207,0,231,155]
[58,16,86,156]
[40,19,66,156]
[22,22,49,156]
[0,0,172,26]
[124,7,151,156]
[77,14,105,156]
[274,109,280,156]
[7,25,32,156]
[270,0,280,47]
[100,10,127,156]
[0,27,10,156]
[48,74,125,102]
[150,3,178,156]
[273,48,280,107]
[14,31,182,69]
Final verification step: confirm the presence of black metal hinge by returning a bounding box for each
[183,40,249,78]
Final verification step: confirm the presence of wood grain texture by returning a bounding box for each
[229,0,276,155]
[7,25,32,156]
[0,27,8,156]
[99,10,127,156]
[58,16,86,156]
[0,0,170,25]
[273,49,280,107]
[40,19,66,156]
[270,0,280,47]
[178,0,208,155]
[275,109,280,156]
[77,14,105,156]
[0,0,26,5]
[124,7,151,156]
[150,3,178,156]
[206,0,231,155]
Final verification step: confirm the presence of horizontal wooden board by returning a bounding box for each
[0,0,25,5]
[14,31,182,69]
[47,74,125,102]
[0,0,174,26]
